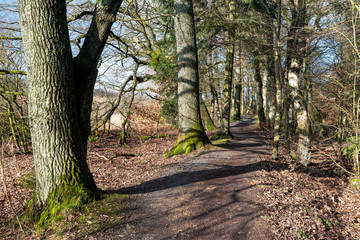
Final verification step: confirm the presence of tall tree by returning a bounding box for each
[286,0,311,165]
[18,0,123,218]
[220,0,236,138]
[232,42,243,121]
[253,50,266,128]
[167,0,210,156]
[272,0,282,159]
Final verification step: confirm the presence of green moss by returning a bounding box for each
[205,119,216,131]
[18,190,127,238]
[166,131,210,157]
[210,133,233,142]
[211,138,232,145]
[290,151,297,160]
[35,175,97,231]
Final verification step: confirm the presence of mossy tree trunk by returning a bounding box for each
[18,0,122,212]
[220,0,235,138]
[167,0,210,157]
[201,99,216,131]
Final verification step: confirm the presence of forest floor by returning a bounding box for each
[0,115,360,239]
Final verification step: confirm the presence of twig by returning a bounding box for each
[90,152,110,161]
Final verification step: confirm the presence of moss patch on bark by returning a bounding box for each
[166,132,210,157]
[19,191,127,238]
[209,133,233,145]
[22,175,99,232]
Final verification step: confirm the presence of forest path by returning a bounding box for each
[97,115,274,239]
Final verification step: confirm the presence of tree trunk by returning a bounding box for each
[262,68,269,122]
[272,0,282,160]
[266,48,276,128]
[284,0,311,165]
[201,99,216,131]
[254,52,266,128]
[220,0,235,138]
[18,0,122,221]
[232,43,242,121]
[167,0,210,157]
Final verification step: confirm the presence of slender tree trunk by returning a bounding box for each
[232,43,242,121]
[262,68,269,122]
[201,99,216,131]
[246,68,251,113]
[273,0,282,160]
[267,47,276,128]
[208,52,220,121]
[167,0,210,156]
[120,73,138,145]
[18,0,122,214]
[220,0,235,138]
[254,52,266,128]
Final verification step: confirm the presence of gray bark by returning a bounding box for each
[18,0,122,206]
[169,0,209,155]
[286,0,311,165]
[232,43,242,120]
[220,0,235,137]
[254,52,266,128]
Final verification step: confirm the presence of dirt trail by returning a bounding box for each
[95,115,274,239]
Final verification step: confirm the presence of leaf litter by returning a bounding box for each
[0,113,360,239]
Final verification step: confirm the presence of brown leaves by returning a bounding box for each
[260,158,360,239]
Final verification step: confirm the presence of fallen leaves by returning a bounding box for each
[259,159,360,239]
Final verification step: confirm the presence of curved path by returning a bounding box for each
[96,115,274,239]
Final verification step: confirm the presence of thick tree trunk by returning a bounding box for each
[19,0,96,208]
[289,58,311,165]
[287,0,311,165]
[18,0,122,220]
[167,0,209,156]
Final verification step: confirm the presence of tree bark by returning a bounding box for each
[220,0,235,138]
[232,42,242,121]
[254,52,266,128]
[167,0,210,156]
[18,0,122,213]
[272,0,282,160]
[287,0,311,165]
[266,46,276,128]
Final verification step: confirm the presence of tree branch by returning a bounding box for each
[67,11,94,23]
[0,69,26,75]
[0,36,22,40]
